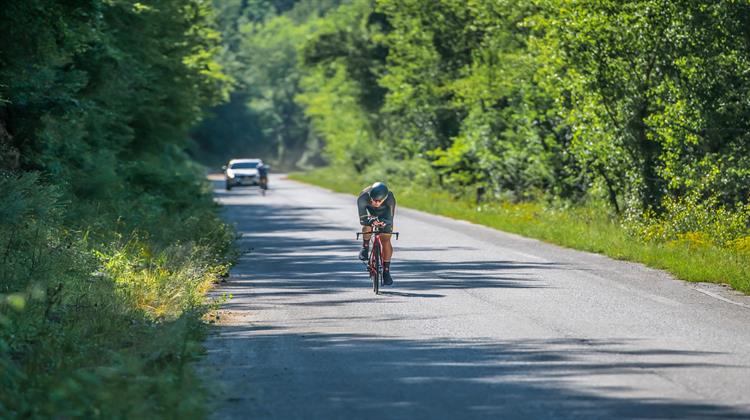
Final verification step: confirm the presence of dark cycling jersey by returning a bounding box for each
[357,186,396,230]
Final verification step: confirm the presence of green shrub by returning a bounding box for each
[0,171,233,418]
[625,191,750,248]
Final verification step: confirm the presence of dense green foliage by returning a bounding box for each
[202,0,749,269]
[192,0,343,168]
[1,0,233,417]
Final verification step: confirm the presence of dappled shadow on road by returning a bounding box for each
[220,252,555,310]
[211,178,563,310]
[206,327,746,419]
[206,178,749,419]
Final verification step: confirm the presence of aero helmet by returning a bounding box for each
[369,182,389,201]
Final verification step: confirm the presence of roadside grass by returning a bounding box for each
[0,172,235,418]
[289,168,750,295]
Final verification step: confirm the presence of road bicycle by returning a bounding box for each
[357,222,399,295]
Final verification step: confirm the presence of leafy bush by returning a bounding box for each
[728,236,750,255]
[624,191,750,249]
[0,170,233,418]
[361,157,439,190]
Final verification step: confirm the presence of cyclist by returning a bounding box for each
[258,163,269,190]
[357,182,396,285]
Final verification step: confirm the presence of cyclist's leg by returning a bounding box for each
[361,225,373,243]
[380,233,394,284]
[359,225,372,260]
[380,233,393,262]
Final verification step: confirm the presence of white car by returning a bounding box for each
[223,158,264,190]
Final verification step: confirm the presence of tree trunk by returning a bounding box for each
[630,102,663,211]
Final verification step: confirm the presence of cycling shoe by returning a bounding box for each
[359,247,369,261]
[383,271,393,285]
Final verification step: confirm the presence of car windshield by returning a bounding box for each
[230,162,259,169]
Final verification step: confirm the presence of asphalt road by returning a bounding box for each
[200,174,750,419]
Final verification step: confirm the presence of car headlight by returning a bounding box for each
[226,169,235,178]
